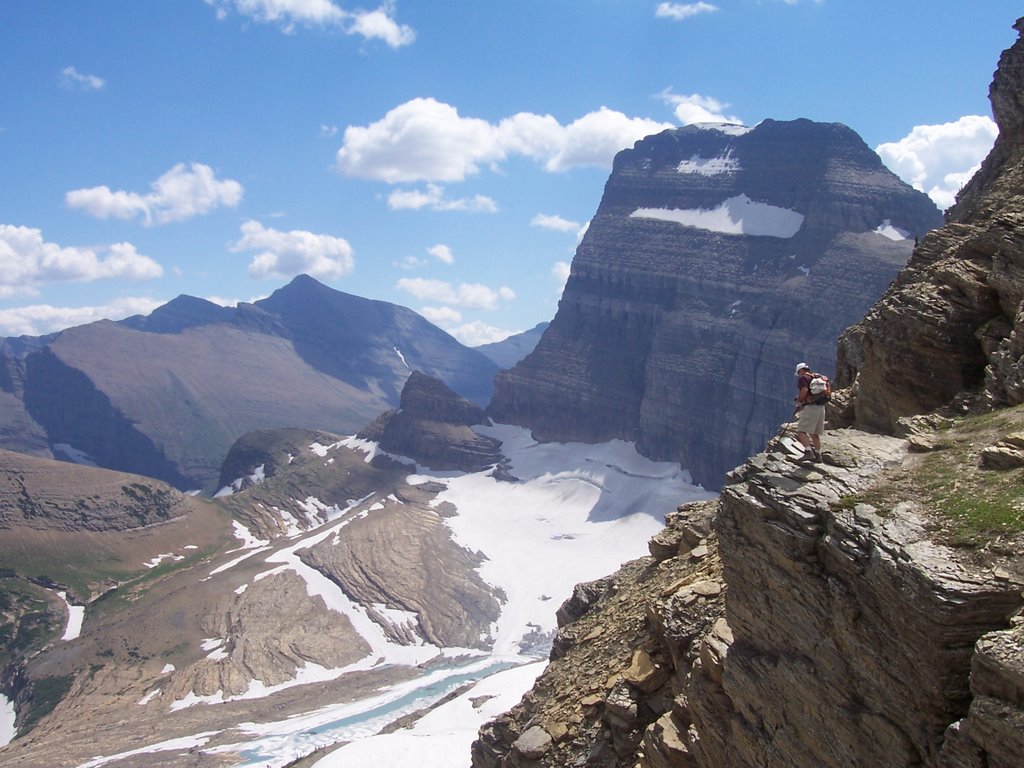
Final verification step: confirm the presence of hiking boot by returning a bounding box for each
[812,449,823,463]
[800,448,816,463]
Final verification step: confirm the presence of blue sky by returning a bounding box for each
[0,1,1019,344]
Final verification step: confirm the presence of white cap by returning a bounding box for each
[795,362,809,374]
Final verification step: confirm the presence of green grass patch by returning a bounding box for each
[831,405,1024,549]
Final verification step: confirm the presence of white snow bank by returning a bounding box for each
[692,122,751,136]
[339,436,416,466]
[228,520,269,551]
[214,464,267,498]
[632,194,804,238]
[157,429,715,765]
[874,219,911,241]
[0,693,15,747]
[394,346,411,370]
[677,150,740,176]
[76,732,220,768]
[144,552,186,568]
[422,424,715,657]
[206,545,271,578]
[138,689,161,706]
[170,660,401,712]
[313,661,547,768]
[57,590,85,641]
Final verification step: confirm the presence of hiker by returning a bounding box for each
[793,362,830,463]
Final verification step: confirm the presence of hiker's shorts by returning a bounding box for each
[797,404,825,436]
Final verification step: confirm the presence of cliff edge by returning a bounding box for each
[471,16,1024,768]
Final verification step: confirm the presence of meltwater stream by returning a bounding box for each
[220,658,523,767]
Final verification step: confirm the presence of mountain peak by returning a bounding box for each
[120,294,232,334]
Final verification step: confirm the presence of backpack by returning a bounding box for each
[807,374,831,405]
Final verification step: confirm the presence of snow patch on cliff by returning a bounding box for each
[631,194,803,238]
[874,219,911,241]
[677,151,740,176]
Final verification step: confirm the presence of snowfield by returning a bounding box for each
[0,694,15,747]
[631,193,804,238]
[205,425,714,766]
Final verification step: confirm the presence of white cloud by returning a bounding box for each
[658,89,743,126]
[387,183,498,212]
[348,4,415,47]
[320,124,339,137]
[66,162,243,226]
[230,220,355,280]
[336,97,672,183]
[875,115,997,210]
[552,261,571,291]
[204,0,414,46]
[205,0,344,28]
[415,306,518,346]
[444,320,518,347]
[540,108,672,172]
[427,244,455,264]
[395,278,515,310]
[0,225,162,296]
[60,66,105,91]
[531,213,580,232]
[0,296,164,338]
[418,306,463,325]
[655,3,718,21]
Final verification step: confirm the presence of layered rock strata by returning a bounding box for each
[359,371,504,473]
[490,119,941,490]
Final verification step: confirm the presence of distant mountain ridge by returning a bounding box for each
[475,322,550,369]
[488,118,943,489]
[0,275,498,491]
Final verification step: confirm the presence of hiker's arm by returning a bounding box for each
[795,384,809,406]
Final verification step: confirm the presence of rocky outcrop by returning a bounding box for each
[359,371,504,472]
[472,500,724,768]
[489,119,941,490]
[218,424,503,649]
[472,424,1024,768]
[837,17,1024,431]
[301,482,502,649]
[0,448,192,533]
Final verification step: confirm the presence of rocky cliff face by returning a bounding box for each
[837,18,1024,432]
[359,371,504,473]
[472,17,1024,768]
[473,421,1024,768]
[489,119,941,490]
